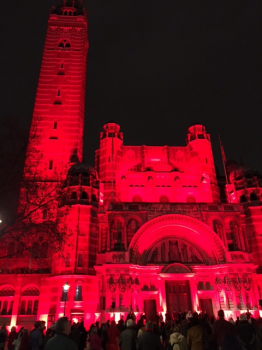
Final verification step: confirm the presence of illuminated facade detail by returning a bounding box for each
[1,0,262,330]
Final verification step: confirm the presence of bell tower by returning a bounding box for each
[24,0,88,181]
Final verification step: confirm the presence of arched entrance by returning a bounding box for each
[129,214,227,317]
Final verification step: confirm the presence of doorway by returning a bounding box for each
[199,299,213,317]
[166,281,191,317]
[144,299,157,322]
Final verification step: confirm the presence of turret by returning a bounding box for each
[96,122,123,207]
[186,124,220,203]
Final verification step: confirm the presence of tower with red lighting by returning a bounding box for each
[24,0,88,181]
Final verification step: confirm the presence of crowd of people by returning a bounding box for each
[0,309,262,350]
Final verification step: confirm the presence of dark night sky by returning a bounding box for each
[0,0,262,173]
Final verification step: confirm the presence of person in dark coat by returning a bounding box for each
[212,310,235,349]
[70,323,80,348]
[78,322,87,350]
[19,329,30,350]
[138,321,163,350]
[119,319,137,350]
[89,326,102,350]
[237,314,256,350]
[0,325,7,350]
[44,317,77,350]
[8,326,18,350]
[29,321,43,350]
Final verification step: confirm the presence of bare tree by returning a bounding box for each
[0,117,70,265]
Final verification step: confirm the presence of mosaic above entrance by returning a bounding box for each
[147,238,204,264]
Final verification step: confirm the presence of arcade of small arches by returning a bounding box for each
[0,285,39,317]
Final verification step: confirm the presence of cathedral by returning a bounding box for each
[1,0,262,330]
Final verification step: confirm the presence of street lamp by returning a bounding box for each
[63,282,70,316]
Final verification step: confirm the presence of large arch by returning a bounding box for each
[129,214,227,265]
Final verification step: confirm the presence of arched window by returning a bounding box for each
[111,220,123,249]
[7,242,15,257]
[2,301,8,315]
[58,40,71,51]
[65,253,71,267]
[240,194,246,203]
[31,242,39,258]
[27,300,33,315]
[161,243,166,262]
[8,300,13,315]
[33,300,39,315]
[127,219,139,245]
[16,243,24,257]
[41,242,48,258]
[77,253,83,268]
[20,300,26,315]
[71,191,77,199]
[81,191,88,199]
[75,285,83,301]
[250,192,258,201]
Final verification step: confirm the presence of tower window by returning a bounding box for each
[60,63,64,69]
[53,122,57,129]
[77,254,83,268]
[57,40,71,51]
[49,160,53,170]
[57,90,61,96]
[75,285,83,301]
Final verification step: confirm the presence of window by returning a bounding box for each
[49,160,53,170]
[71,192,77,199]
[43,209,47,220]
[7,242,15,257]
[58,40,71,50]
[75,285,82,301]
[60,63,64,69]
[65,253,71,267]
[77,253,83,268]
[81,191,88,199]
[33,300,39,315]
[57,90,61,96]
[2,301,8,315]
[27,300,32,315]
[41,242,48,258]
[53,121,57,129]
[31,242,39,258]
[20,300,26,315]
[16,243,23,257]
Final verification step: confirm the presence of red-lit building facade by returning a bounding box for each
[1,0,262,330]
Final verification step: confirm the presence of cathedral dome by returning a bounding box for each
[68,162,98,178]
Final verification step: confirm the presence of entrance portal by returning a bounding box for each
[144,299,157,322]
[199,299,213,317]
[166,281,192,318]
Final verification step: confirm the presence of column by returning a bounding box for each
[10,277,22,327]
